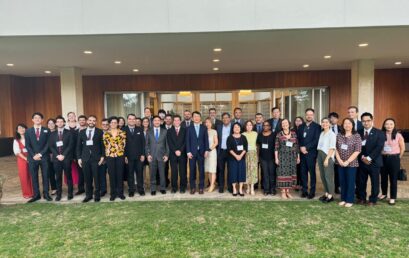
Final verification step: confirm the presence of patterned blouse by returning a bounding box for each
[336,133,362,167]
[275,131,299,155]
[103,130,126,157]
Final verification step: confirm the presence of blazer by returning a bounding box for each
[356,120,364,132]
[145,127,169,161]
[76,127,104,162]
[267,118,282,133]
[253,123,263,134]
[25,126,50,161]
[167,126,187,159]
[181,120,192,128]
[358,127,385,168]
[186,123,210,156]
[297,121,322,155]
[216,123,234,153]
[124,126,145,160]
[48,129,74,162]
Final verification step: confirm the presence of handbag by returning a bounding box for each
[398,167,407,181]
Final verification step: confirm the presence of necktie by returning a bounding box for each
[88,130,92,140]
[187,121,190,127]
[35,128,40,140]
[364,131,369,139]
[155,128,159,141]
[332,126,335,133]
[130,128,134,134]
[257,124,261,133]
[176,128,179,136]
[58,131,63,154]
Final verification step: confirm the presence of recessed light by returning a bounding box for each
[213,59,220,62]
[44,70,51,74]
[324,55,332,59]
[114,60,121,64]
[213,48,222,52]
[395,61,402,65]
[132,68,139,72]
[213,67,219,71]
[358,43,369,47]
[83,50,93,54]
[302,64,310,68]
[6,63,14,67]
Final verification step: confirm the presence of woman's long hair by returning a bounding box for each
[15,123,28,140]
[382,118,398,140]
[340,118,357,135]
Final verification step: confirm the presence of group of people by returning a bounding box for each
[13,105,405,207]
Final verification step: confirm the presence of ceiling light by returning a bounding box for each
[44,70,51,74]
[394,61,402,65]
[358,43,369,47]
[114,60,121,64]
[302,64,310,68]
[83,50,93,54]
[213,67,219,71]
[239,90,252,95]
[132,68,139,72]
[324,55,332,59]
[213,48,222,52]
[6,63,14,67]
[179,91,192,96]
[213,59,220,62]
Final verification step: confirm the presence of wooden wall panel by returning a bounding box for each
[374,69,409,129]
[0,75,13,137]
[83,70,351,124]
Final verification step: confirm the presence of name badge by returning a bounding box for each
[303,132,307,138]
[23,148,27,153]
[237,145,244,151]
[383,146,392,152]
[362,140,366,146]
[43,130,48,133]
[56,141,63,147]
[86,140,94,146]
[341,144,348,150]
[286,141,293,147]
[262,143,269,149]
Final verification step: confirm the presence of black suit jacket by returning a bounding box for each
[48,129,74,162]
[76,128,104,162]
[267,118,282,133]
[356,120,364,132]
[124,126,145,160]
[253,123,263,134]
[167,127,187,159]
[297,121,321,155]
[216,123,234,153]
[358,127,385,168]
[25,126,50,161]
[181,120,192,128]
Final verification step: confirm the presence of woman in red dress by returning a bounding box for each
[13,124,34,199]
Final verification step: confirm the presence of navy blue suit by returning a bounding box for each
[216,123,233,192]
[356,120,364,132]
[186,123,209,190]
[25,126,51,197]
[357,127,385,203]
[297,121,321,195]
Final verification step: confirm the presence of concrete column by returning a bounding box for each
[351,60,375,115]
[60,67,84,117]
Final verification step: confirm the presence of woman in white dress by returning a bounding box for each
[204,117,218,192]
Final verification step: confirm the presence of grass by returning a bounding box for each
[0,200,409,257]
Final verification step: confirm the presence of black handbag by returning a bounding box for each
[398,168,407,181]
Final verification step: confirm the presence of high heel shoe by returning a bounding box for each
[286,192,293,199]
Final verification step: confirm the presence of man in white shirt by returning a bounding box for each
[217,112,233,193]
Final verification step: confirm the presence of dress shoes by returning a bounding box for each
[151,191,156,196]
[27,196,41,203]
[44,194,53,201]
[82,197,92,203]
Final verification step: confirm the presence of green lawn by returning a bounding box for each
[0,200,408,257]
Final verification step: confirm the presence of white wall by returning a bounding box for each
[1,0,409,36]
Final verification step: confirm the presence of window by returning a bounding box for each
[200,92,232,119]
[105,92,144,118]
[239,91,271,121]
[160,93,192,115]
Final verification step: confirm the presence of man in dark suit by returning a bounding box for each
[25,112,52,203]
[209,108,223,129]
[124,114,146,197]
[48,116,74,201]
[143,107,154,127]
[98,118,109,196]
[267,107,282,134]
[348,106,364,131]
[181,110,192,128]
[146,116,169,195]
[298,108,321,199]
[357,112,385,206]
[186,111,209,194]
[216,112,233,193]
[167,115,187,193]
[329,112,341,193]
[232,107,244,127]
[76,115,104,202]
[253,113,264,134]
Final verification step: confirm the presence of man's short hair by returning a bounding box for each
[233,107,242,112]
[78,115,87,120]
[209,108,216,112]
[328,112,339,119]
[361,112,373,120]
[348,106,359,112]
[221,112,231,118]
[127,113,137,119]
[255,113,263,117]
[192,111,201,117]
[55,115,66,123]
[173,115,181,120]
[305,108,315,113]
[32,112,44,119]
[271,107,280,112]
